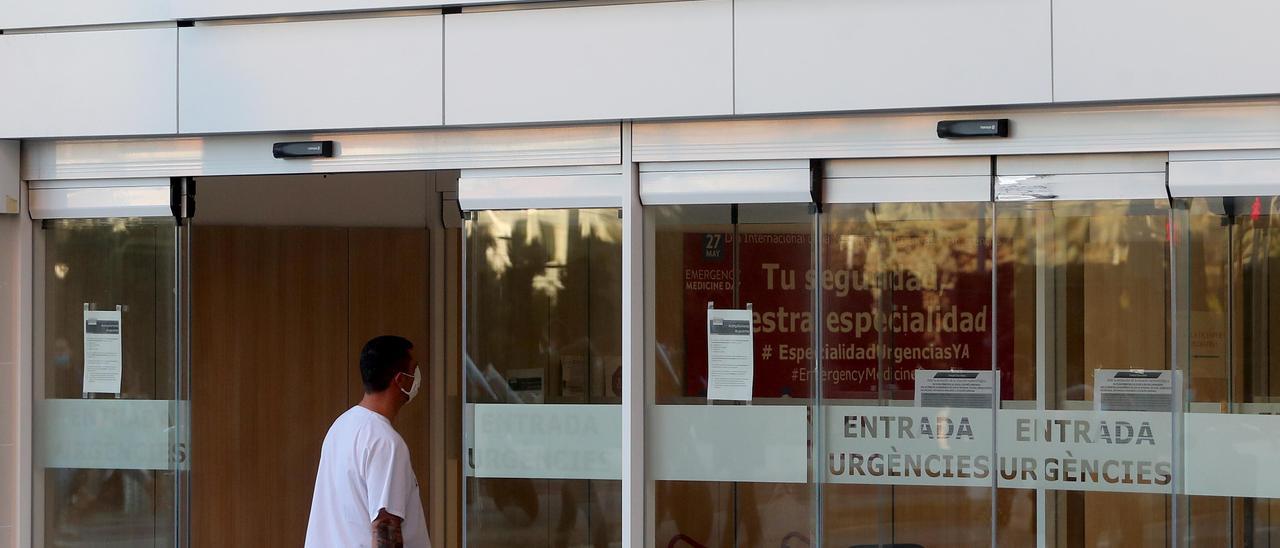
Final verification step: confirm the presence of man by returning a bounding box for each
[306,335,430,548]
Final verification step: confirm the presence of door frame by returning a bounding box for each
[26,176,193,547]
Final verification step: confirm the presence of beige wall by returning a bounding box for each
[0,206,23,547]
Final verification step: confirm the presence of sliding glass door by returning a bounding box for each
[639,155,1185,547]
[818,158,997,548]
[821,200,997,548]
[647,203,817,548]
[463,207,623,547]
[32,181,190,548]
[995,198,1174,546]
[455,153,1280,548]
[1176,188,1280,546]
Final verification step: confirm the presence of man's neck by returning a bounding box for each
[359,391,402,422]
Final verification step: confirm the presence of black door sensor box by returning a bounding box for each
[273,141,335,158]
[937,119,1010,139]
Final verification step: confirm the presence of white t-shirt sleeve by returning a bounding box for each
[364,435,415,523]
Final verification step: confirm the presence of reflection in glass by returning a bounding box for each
[648,204,815,548]
[997,200,1173,547]
[1178,196,1280,546]
[36,218,180,547]
[464,209,622,547]
[821,202,997,548]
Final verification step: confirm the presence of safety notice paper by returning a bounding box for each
[914,370,995,409]
[1093,369,1177,412]
[83,309,123,394]
[706,308,754,401]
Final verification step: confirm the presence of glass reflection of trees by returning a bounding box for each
[464,208,622,548]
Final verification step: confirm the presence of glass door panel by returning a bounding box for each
[463,208,622,547]
[995,199,1174,547]
[647,203,816,548]
[34,217,187,547]
[820,201,998,548]
[1177,195,1280,547]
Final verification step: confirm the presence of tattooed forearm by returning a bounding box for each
[372,509,404,548]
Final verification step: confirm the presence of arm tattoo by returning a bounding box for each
[372,509,404,548]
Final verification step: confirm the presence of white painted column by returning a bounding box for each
[621,122,647,547]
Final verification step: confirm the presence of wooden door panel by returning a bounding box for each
[348,227,431,506]
[192,226,350,548]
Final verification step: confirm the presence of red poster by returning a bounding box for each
[682,231,1013,400]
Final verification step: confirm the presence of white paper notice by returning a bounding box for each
[1093,370,1177,412]
[914,370,995,409]
[83,309,123,394]
[706,308,754,401]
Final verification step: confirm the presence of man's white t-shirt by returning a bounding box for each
[305,405,430,548]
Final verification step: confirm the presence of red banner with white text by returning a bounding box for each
[682,231,1013,400]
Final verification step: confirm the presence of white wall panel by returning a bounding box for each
[179,16,443,134]
[0,0,168,30]
[734,0,1052,115]
[1054,0,1280,101]
[0,28,177,138]
[445,0,732,125]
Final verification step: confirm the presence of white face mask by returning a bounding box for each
[399,367,422,403]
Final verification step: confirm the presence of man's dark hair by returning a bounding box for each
[360,335,414,393]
